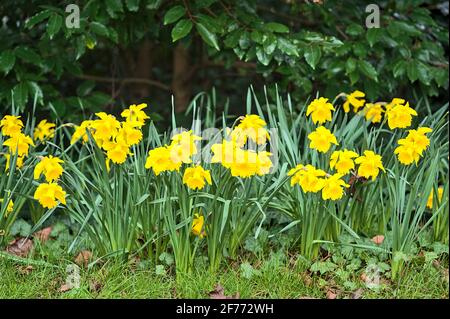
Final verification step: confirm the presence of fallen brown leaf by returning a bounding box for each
[33,226,52,242]
[209,284,240,299]
[74,250,93,267]
[360,272,367,282]
[18,265,33,275]
[6,237,34,257]
[371,235,385,245]
[326,290,337,299]
[59,284,72,293]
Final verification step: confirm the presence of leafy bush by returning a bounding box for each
[0,0,448,122]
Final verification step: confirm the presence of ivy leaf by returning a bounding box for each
[10,219,32,237]
[304,46,321,69]
[164,5,186,25]
[0,50,15,75]
[240,262,260,279]
[47,14,63,40]
[171,19,193,42]
[358,60,378,82]
[196,22,220,50]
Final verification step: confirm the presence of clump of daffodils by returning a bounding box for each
[385,98,417,129]
[287,164,350,200]
[210,114,273,178]
[71,103,149,167]
[330,150,359,175]
[394,127,432,165]
[33,155,66,209]
[293,93,388,201]
[0,115,35,170]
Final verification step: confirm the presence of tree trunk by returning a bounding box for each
[172,43,192,113]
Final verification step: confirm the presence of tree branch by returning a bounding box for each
[76,74,171,91]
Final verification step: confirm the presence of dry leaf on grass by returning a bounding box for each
[6,238,34,257]
[74,250,93,267]
[326,289,337,299]
[360,272,367,281]
[298,296,318,299]
[59,284,72,293]
[371,235,385,245]
[33,226,52,242]
[209,284,240,299]
[18,265,33,275]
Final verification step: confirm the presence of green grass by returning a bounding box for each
[1,251,447,299]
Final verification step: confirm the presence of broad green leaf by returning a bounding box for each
[277,38,298,57]
[196,22,220,50]
[47,14,63,39]
[416,61,431,85]
[256,46,271,66]
[164,5,186,25]
[90,22,109,37]
[28,81,43,104]
[0,50,15,75]
[345,24,364,36]
[263,34,277,55]
[345,57,357,74]
[406,61,419,82]
[15,47,41,66]
[392,60,406,78]
[304,46,321,69]
[171,19,193,42]
[265,22,289,33]
[13,82,29,111]
[366,28,383,47]
[358,60,378,81]
[25,9,52,29]
[126,0,140,11]
[106,0,124,17]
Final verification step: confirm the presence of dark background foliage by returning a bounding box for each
[0,0,448,128]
